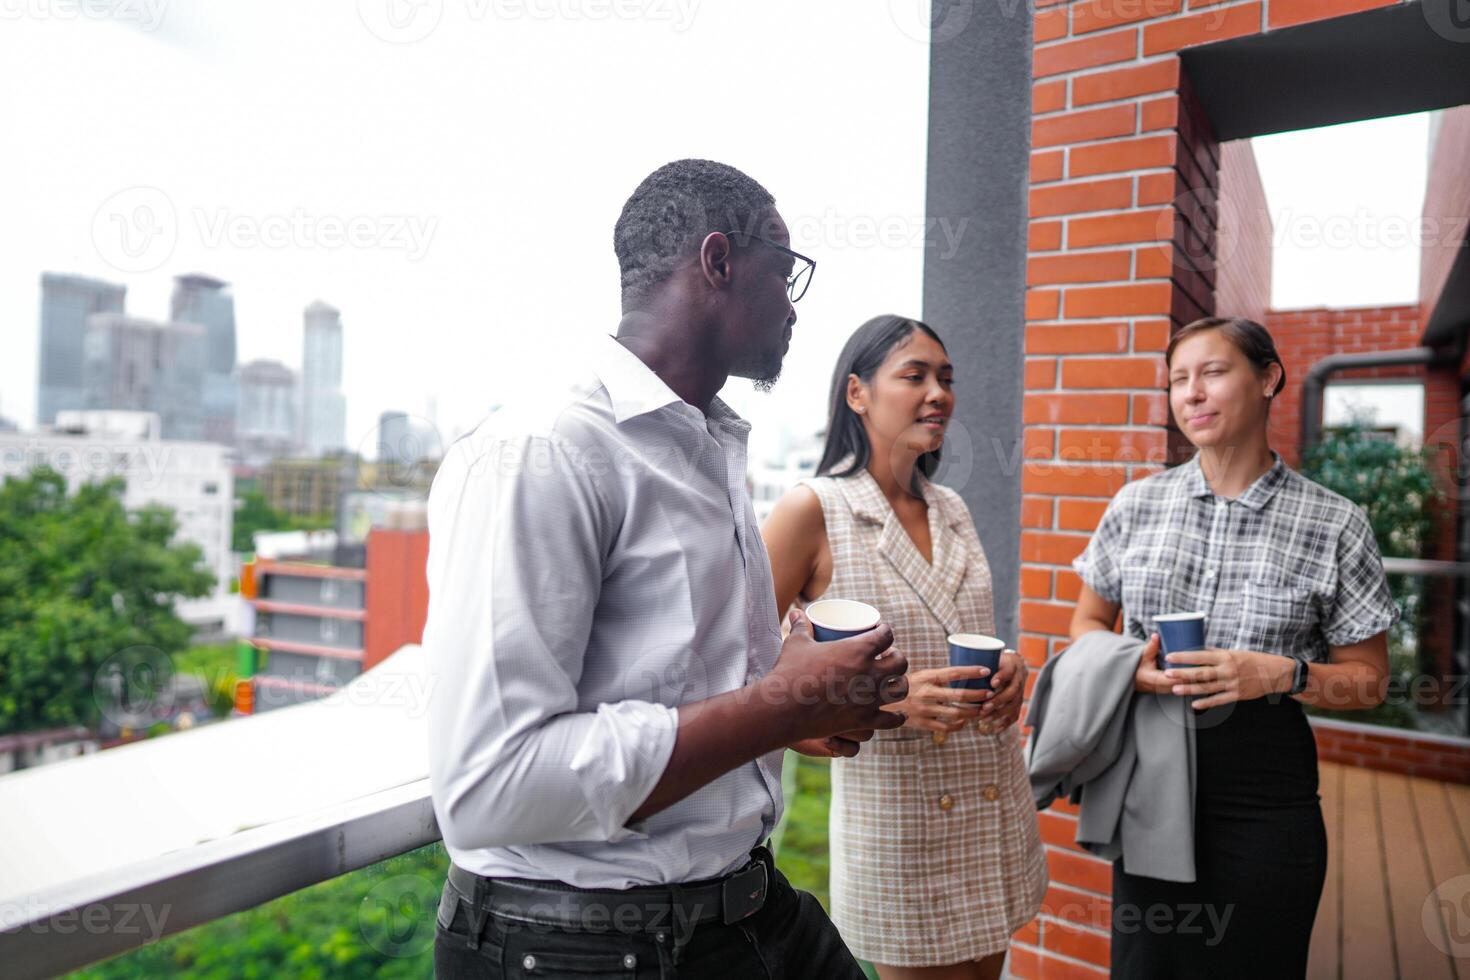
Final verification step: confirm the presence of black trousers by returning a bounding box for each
[1111,696,1328,979]
[434,847,866,979]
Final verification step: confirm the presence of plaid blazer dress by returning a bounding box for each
[799,468,1047,966]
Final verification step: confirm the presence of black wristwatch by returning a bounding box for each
[1288,658,1309,696]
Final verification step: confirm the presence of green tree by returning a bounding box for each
[1301,423,1440,560]
[0,468,213,735]
[1302,423,1444,730]
[231,488,334,554]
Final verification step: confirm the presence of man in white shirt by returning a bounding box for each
[427,159,910,977]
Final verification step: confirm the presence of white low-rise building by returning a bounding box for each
[0,411,238,631]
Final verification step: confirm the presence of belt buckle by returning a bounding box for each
[721,860,767,925]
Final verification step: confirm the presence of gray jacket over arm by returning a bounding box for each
[1025,630,1198,883]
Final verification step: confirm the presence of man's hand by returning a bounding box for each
[789,732,873,758]
[760,608,909,744]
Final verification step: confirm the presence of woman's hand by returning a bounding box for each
[880,665,991,733]
[1133,634,1175,695]
[1165,647,1295,710]
[978,650,1026,733]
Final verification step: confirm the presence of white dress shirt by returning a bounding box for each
[424,334,785,888]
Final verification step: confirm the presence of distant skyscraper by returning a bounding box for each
[170,274,238,446]
[301,300,346,456]
[82,314,206,441]
[37,273,127,426]
[237,358,300,468]
[378,411,411,465]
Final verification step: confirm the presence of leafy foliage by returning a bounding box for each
[1302,424,1444,731]
[66,844,450,980]
[0,469,213,736]
[1301,423,1441,560]
[231,488,333,554]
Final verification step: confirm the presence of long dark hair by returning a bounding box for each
[815,314,949,493]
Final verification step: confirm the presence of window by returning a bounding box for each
[1323,382,1425,446]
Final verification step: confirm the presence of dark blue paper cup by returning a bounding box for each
[806,599,880,643]
[1154,612,1206,670]
[947,633,1006,692]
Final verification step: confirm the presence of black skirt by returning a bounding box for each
[1111,695,1327,979]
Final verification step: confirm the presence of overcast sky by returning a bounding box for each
[0,3,1437,461]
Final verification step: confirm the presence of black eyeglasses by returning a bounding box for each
[723,231,816,303]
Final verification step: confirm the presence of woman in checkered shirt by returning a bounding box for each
[763,315,1048,980]
[1069,316,1399,979]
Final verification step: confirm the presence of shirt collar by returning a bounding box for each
[1184,451,1288,511]
[594,334,752,437]
[594,334,689,425]
[834,455,967,528]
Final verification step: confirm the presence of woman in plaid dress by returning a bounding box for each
[763,315,1047,980]
[1069,317,1399,978]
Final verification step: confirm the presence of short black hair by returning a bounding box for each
[613,159,776,305]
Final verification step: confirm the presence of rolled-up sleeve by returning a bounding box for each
[1072,495,1127,604]
[424,434,678,851]
[1322,506,1401,647]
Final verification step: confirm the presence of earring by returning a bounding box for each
[856,407,865,414]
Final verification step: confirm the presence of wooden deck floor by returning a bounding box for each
[1310,762,1470,979]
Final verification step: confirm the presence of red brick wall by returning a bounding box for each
[364,528,430,671]
[1312,720,1470,785]
[1264,304,1424,467]
[1022,0,1429,973]
[1420,105,1470,324]
[1216,140,1273,325]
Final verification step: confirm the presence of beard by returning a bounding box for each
[750,345,783,391]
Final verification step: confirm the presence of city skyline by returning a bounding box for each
[0,6,1437,468]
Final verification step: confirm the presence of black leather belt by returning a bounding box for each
[442,845,771,948]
